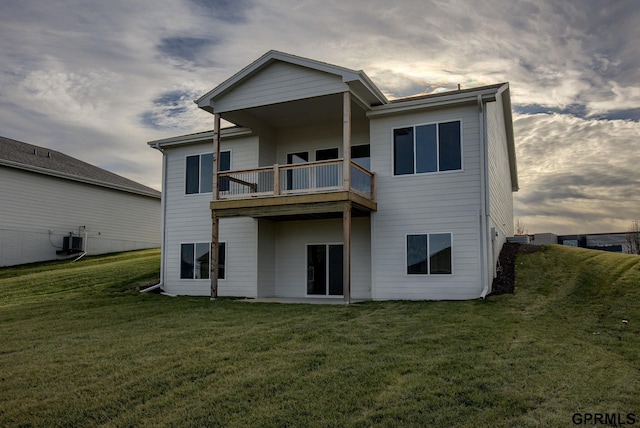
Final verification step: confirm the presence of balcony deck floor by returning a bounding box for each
[211,190,376,220]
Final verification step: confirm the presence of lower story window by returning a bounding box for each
[406,233,452,275]
[180,242,226,279]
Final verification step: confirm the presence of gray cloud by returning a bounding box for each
[187,0,254,23]
[141,88,208,130]
[514,112,640,233]
[514,104,640,121]
[156,36,220,68]
[1,0,639,232]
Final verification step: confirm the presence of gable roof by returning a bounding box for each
[0,136,161,198]
[195,50,388,113]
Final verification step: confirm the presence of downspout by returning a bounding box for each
[142,143,166,293]
[478,94,490,299]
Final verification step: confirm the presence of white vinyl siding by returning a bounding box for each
[257,219,276,297]
[215,62,348,113]
[486,99,515,239]
[369,105,483,300]
[257,129,278,167]
[161,137,259,296]
[0,167,160,267]
[275,117,369,165]
[486,97,516,280]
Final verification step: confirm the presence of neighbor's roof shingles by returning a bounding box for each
[0,136,160,198]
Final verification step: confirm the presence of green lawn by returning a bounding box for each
[0,246,639,427]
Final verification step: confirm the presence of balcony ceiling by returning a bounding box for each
[222,93,367,129]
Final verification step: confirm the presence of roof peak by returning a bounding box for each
[195,50,387,113]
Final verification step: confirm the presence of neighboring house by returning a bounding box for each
[149,51,518,301]
[0,136,161,267]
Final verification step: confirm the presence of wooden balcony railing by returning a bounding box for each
[217,159,375,200]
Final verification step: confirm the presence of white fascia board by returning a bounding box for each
[348,78,388,107]
[195,50,388,112]
[195,51,277,108]
[147,127,253,149]
[498,85,519,191]
[0,159,161,199]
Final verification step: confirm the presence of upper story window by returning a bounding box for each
[186,151,231,194]
[393,121,461,176]
[351,144,370,169]
[316,148,339,161]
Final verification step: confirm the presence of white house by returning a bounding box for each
[149,51,518,301]
[0,136,161,266]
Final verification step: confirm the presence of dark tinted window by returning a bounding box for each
[180,243,194,278]
[200,153,213,193]
[393,127,414,175]
[185,156,200,194]
[429,234,452,274]
[316,148,339,161]
[416,124,437,173]
[217,242,226,279]
[218,151,231,192]
[351,145,370,169]
[219,151,231,171]
[407,234,428,274]
[439,121,462,171]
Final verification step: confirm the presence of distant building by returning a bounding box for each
[529,233,556,246]
[0,136,161,267]
[530,232,630,253]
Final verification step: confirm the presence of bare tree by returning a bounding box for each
[514,218,527,236]
[626,219,640,255]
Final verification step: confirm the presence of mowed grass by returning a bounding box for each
[0,246,639,427]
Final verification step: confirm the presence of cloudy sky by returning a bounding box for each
[1,0,638,234]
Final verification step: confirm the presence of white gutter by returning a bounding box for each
[478,94,491,299]
[142,143,167,293]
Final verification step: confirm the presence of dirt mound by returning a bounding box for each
[490,243,541,296]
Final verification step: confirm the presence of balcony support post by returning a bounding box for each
[273,164,280,195]
[343,91,351,192]
[210,113,221,299]
[343,201,352,304]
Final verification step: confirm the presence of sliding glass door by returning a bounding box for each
[307,244,343,296]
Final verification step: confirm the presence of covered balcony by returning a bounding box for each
[206,86,378,302]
